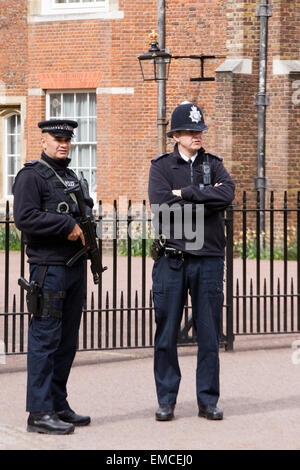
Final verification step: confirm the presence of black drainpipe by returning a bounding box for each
[254,0,272,232]
[157,0,167,155]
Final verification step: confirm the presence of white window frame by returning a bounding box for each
[46,90,97,202]
[3,113,21,199]
[42,0,109,15]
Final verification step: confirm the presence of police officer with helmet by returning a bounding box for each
[13,119,91,434]
[148,102,235,421]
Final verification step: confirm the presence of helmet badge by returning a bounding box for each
[189,105,202,123]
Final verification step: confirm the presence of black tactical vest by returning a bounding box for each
[24,160,80,218]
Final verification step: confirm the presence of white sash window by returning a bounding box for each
[3,114,21,197]
[46,91,97,202]
[42,0,108,14]
[32,0,123,22]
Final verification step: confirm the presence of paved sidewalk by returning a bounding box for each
[0,334,300,450]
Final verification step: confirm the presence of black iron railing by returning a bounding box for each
[1,191,300,355]
[0,199,196,355]
[224,191,300,349]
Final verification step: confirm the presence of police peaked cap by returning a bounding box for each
[167,102,208,137]
[38,119,78,138]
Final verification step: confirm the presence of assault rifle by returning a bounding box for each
[65,173,107,284]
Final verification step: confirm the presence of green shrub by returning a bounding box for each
[233,227,297,260]
[117,222,154,257]
[0,224,21,251]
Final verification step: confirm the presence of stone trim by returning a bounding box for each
[273,60,300,75]
[96,87,134,95]
[216,59,252,74]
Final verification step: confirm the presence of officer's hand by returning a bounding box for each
[214,182,223,187]
[172,189,182,198]
[67,224,85,245]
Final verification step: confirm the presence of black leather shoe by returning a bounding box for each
[27,412,75,434]
[155,404,175,421]
[57,409,91,426]
[198,405,223,420]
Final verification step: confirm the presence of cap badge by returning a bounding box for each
[189,105,202,123]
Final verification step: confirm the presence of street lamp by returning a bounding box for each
[138,31,225,154]
[138,31,225,82]
[138,31,171,81]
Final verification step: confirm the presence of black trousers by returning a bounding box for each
[152,254,224,407]
[26,263,85,413]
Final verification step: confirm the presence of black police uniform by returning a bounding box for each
[148,103,235,419]
[13,120,90,429]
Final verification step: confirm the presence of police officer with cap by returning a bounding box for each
[13,119,91,434]
[148,102,235,421]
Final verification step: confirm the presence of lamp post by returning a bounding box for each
[138,31,171,154]
[138,32,225,154]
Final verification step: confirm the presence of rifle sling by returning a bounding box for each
[39,159,78,205]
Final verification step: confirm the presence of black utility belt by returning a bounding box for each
[150,239,185,261]
[164,247,184,260]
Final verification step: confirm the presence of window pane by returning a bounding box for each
[77,118,88,141]
[8,157,16,175]
[91,145,96,167]
[16,115,21,134]
[7,176,14,196]
[8,115,17,134]
[90,118,96,141]
[5,114,21,196]
[50,94,62,117]
[78,145,90,167]
[91,169,96,193]
[76,93,88,117]
[54,0,106,4]
[69,145,78,167]
[89,93,96,116]
[63,94,75,117]
[7,135,16,155]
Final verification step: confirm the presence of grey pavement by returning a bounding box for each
[1,334,300,450]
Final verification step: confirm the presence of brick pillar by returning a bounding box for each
[26,93,45,160]
[266,0,300,199]
[215,0,259,206]
[215,64,258,208]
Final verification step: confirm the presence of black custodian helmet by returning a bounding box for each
[167,102,208,137]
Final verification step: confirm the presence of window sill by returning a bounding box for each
[29,10,124,23]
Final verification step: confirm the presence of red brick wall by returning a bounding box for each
[22,0,229,206]
[165,0,227,155]
[0,0,299,209]
[267,0,300,204]
[0,0,28,96]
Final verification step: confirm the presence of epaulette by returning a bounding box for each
[24,160,39,166]
[151,152,169,163]
[206,152,223,162]
[24,160,53,179]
